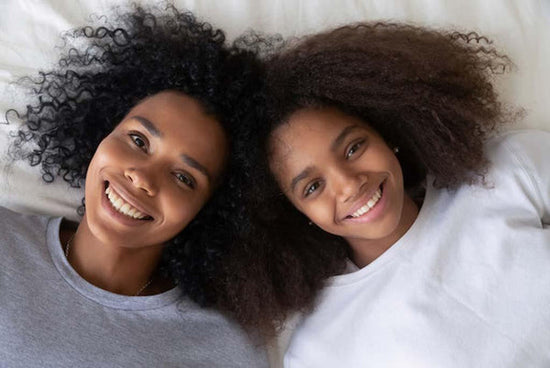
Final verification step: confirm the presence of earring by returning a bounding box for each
[393,146,400,154]
[308,221,313,226]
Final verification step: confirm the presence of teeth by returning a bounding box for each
[114,198,124,209]
[105,185,148,220]
[350,188,382,218]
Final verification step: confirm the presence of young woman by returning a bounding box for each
[226,23,550,366]
[0,5,268,367]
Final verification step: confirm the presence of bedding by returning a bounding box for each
[1,1,549,367]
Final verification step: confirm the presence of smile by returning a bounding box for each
[349,187,382,218]
[349,188,382,218]
[105,185,152,220]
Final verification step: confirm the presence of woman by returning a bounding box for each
[1,5,268,367]
[226,23,550,366]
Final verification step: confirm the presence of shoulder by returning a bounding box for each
[0,205,50,231]
[0,206,52,252]
[485,129,550,170]
[484,129,549,186]
[483,129,550,214]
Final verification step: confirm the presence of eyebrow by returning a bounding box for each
[290,166,313,193]
[181,154,212,184]
[132,116,163,138]
[330,124,361,153]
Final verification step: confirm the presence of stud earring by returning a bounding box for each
[393,146,400,154]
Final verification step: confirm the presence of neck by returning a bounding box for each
[61,215,164,296]
[347,194,419,268]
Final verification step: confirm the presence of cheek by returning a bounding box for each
[297,198,335,227]
[87,140,124,174]
[84,139,132,203]
[159,190,208,233]
[84,147,109,193]
[390,156,405,188]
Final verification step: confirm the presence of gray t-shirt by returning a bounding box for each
[0,206,268,367]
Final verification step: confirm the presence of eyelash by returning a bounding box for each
[129,132,148,152]
[174,172,196,189]
[345,139,366,159]
[304,180,322,197]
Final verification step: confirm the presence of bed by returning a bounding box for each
[1,1,549,367]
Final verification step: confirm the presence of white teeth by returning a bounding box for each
[104,185,148,220]
[350,188,382,218]
[113,198,124,209]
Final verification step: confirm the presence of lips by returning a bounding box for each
[104,181,153,221]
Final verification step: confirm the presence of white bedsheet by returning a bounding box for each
[1,1,549,366]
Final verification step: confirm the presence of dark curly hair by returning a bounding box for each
[220,22,516,337]
[7,4,264,308]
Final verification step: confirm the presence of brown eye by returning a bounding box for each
[305,181,321,197]
[345,139,365,159]
[129,133,147,151]
[174,172,196,189]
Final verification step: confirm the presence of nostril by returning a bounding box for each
[124,170,135,183]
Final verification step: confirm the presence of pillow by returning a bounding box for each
[1,1,549,366]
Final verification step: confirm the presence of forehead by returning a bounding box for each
[121,91,228,176]
[270,108,363,156]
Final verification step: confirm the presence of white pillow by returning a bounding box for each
[1,1,549,366]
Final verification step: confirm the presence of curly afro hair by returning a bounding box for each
[220,22,516,337]
[8,4,264,308]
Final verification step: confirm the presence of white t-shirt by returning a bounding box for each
[284,130,550,368]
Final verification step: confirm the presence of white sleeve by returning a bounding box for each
[500,129,550,225]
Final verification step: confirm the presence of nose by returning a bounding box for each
[124,167,157,196]
[331,167,364,203]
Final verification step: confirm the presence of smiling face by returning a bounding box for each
[269,107,417,252]
[83,90,227,249]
